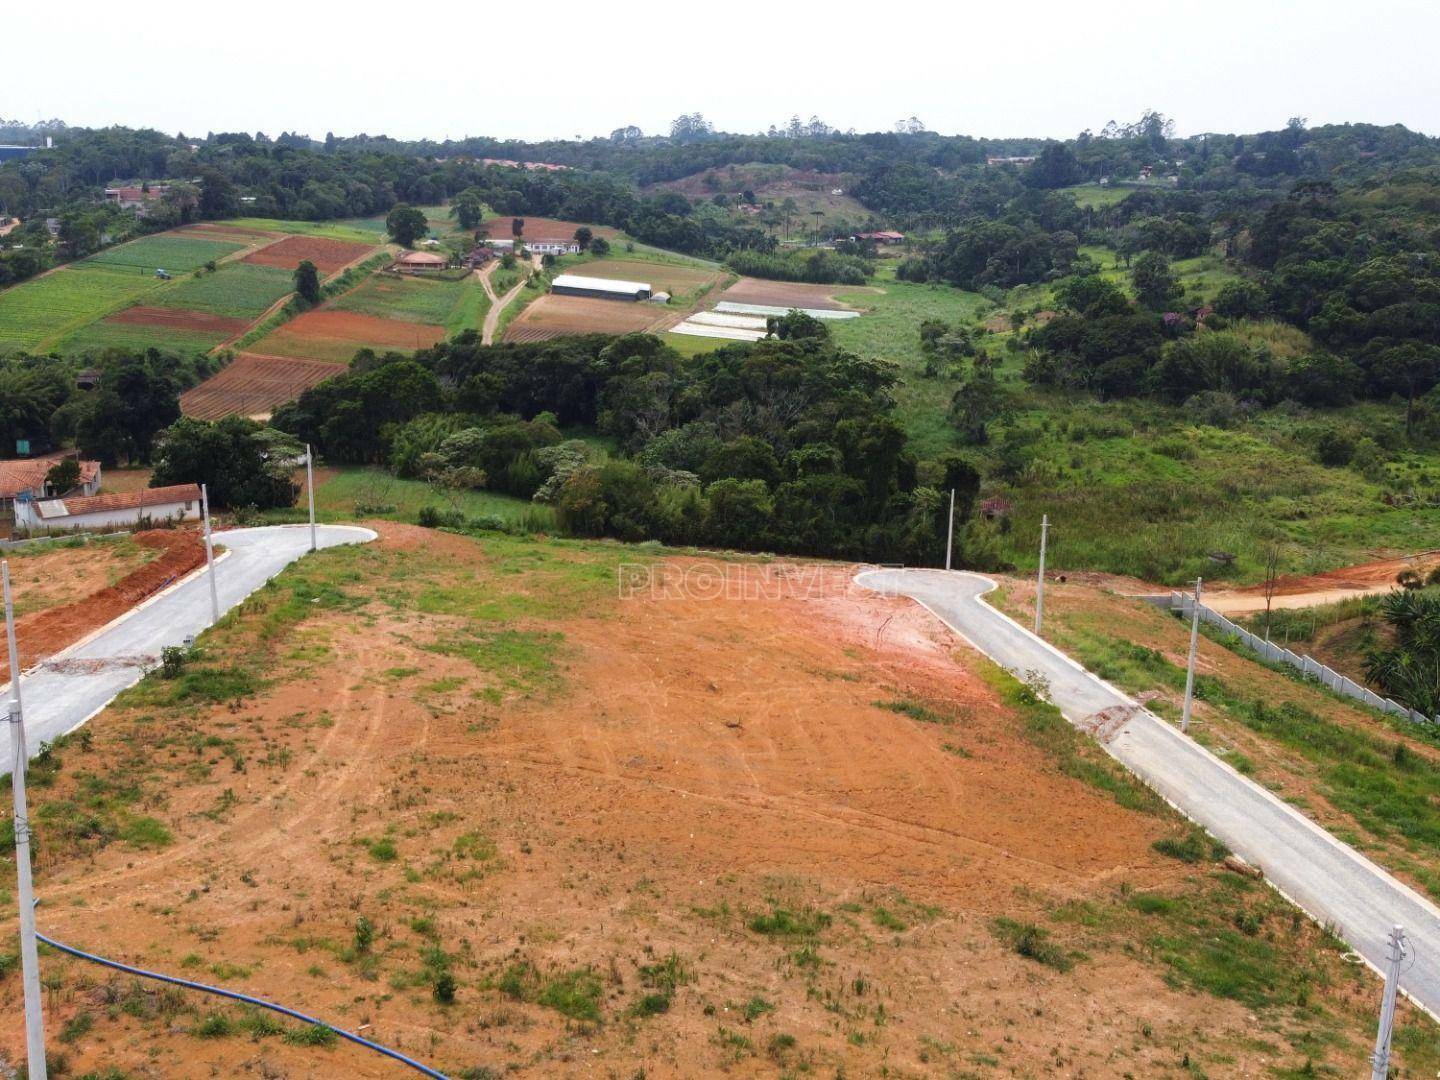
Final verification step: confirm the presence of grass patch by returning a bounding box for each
[990,917,1074,971]
[496,961,603,1022]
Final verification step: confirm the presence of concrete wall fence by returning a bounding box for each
[1169,592,1436,726]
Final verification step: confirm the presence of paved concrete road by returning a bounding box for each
[2,525,376,776]
[858,567,1440,1018]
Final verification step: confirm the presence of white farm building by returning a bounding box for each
[14,483,202,536]
[550,273,652,301]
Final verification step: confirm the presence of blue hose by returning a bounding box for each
[35,926,454,1079]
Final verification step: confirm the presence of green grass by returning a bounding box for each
[829,267,994,458]
[1062,182,1135,210]
[0,266,165,352]
[264,467,555,531]
[496,961,604,1022]
[221,217,382,245]
[330,273,485,329]
[55,320,222,356]
[83,234,244,273]
[987,398,1440,584]
[155,262,295,318]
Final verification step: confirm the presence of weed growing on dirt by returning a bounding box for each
[748,905,832,938]
[872,697,955,725]
[495,961,604,1022]
[990,917,1074,972]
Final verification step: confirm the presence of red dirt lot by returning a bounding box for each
[480,215,620,241]
[180,352,347,420]
[0,530,204,682]
[0,534,1399,1078]
[1206,550,1440,613]
[242,235,375,274]
[717,276,871,311]
[109,305,251,335]
[254,309,445,362]
[504,292,665,342]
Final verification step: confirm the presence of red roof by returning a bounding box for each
[42,483,200,520]
[0,453,100,499]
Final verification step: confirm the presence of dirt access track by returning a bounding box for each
[1,527,1403,1078]
[0,529,204,682]
[1205,550,1440,613]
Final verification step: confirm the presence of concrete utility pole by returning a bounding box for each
[201,484,219,625]
[306,444,317,553]
[3,562,48,1080]
[1370,924,1407,1080]
[1181,577,1203,734]
[1034,514,1049,634]
[944,488,956,571]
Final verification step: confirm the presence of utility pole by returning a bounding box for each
[3,562,48,1080]
[201,484,219,625]
[1181,576,1203,734]
[944,488,955,571]
[305,444,317,553]
[1034,514,1049,634]
[1370,924,1407,1080]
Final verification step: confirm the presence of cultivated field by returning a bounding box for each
[252,308,445,362]
[504,292,663,342]
[0,530,1425,1077]
[180,352,347,420]
[82,233,246,273]
[717,276,864,311]
[153,261,296,319]
[0,266,165,352]
[241,235,376,274]
[329,272,488,334]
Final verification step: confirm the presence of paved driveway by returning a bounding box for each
[2,524,376,776]
[858,567,1440,1017]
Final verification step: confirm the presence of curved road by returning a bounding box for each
[858,567,1440,1018]
[2,525,376,776]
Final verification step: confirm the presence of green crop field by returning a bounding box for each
[0,266,165,352]
[1062,183,1136,209]
[222,217,383,245]
[330,272,490,336]
[83,234,245,273]
[154,262,294,318]
[56,320,222,356]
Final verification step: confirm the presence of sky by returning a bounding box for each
[7,0,1439,143]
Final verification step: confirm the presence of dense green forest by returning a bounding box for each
[7,112,1440,598]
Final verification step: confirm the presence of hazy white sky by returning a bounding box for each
[7,0,1438,142]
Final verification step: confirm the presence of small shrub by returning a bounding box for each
[1152,829,1229,864]
[991,917,1073,972]
[194,1012,234,1038]
[432,971,457,1004]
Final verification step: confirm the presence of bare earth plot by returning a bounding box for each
[716,276,868,312]
[480,215,620,241]
[242,235,376,274]
[180,352,347,420]
[0,533,1419,1077]
[504,292,665,342]
[251,308,445,362]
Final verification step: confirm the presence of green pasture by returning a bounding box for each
[55,320,221,356]
[0,266,165,352]
[83,234,244,273]
[330,273,484,331]
[153,262,295,319]
[220,217,381,245]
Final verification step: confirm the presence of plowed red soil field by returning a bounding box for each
[480,215,619,241]
[109,306,250,335]
[254,309,445,362]
[180,352,348,420]
[180,223,282,240]
[504,292,663,342]
[242,235,375,274]
[0,530,204,682]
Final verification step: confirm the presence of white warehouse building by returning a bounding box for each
[550,273,652,301]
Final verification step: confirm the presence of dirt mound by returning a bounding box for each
[242,235,374,274]
[109,306,250,334]
[1,530,205,682]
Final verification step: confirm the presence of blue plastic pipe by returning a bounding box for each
[35,925,454,1079]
